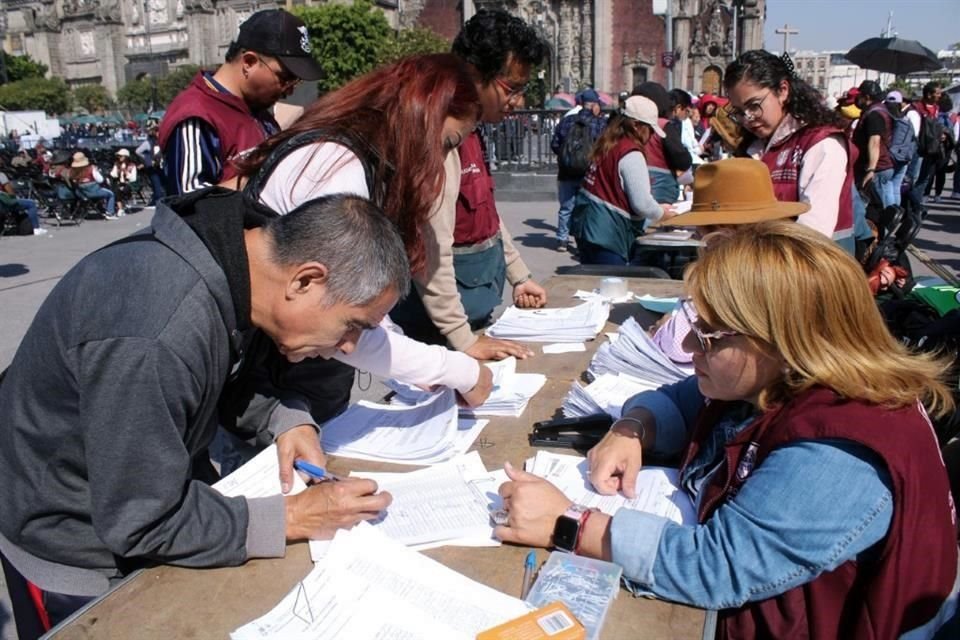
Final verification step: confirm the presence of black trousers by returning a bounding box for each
[0,553,93,639]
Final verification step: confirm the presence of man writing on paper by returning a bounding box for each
[0,190,399,634]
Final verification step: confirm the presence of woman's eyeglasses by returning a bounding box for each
[680,299,741,352]
[725,90,772,125]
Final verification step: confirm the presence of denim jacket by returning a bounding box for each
[609,377,959,637]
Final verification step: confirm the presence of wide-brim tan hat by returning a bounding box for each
[622,95,666,138]
[71,152,90,168]
[662,158,810,227]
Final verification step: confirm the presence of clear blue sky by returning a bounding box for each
[763,0,959,53]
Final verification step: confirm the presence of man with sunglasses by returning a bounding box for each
[159,9,322,196]
[391,9,550,361]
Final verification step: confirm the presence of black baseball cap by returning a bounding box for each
[235,9,323,82]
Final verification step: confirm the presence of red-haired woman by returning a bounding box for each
[231,53,492,426]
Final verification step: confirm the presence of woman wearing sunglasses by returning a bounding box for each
[724,50,857,254]
[496,221,958,638]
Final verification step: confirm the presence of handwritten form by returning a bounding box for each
[232,523,531,640]
[309,452,505,560]
[528,451,696,525]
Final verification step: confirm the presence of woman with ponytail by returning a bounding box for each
[724,50,857,254]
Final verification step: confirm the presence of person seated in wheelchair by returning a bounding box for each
[109,149,138,216]
[67,152,117,219]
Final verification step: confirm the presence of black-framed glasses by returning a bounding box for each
[680,299,741,352]
[725,90,772,125]
[255,55,300,90]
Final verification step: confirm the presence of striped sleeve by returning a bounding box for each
[162,117,223,196]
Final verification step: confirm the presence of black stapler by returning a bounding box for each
[529,413,613,449]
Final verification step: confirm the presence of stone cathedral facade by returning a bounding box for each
[0,0,764,98]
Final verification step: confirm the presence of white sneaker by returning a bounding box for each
[33,227,48,236]
[103,214,118,221]
[117,209,126,217]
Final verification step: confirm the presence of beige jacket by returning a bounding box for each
[415,150,532,351]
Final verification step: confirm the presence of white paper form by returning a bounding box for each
[589,317,693,386]
[486,299,610,343]
[323,452,506,555]
[213,444,308,498]
[320,388,460,463]
[562,372,661,418]
[233,523,531,640]
[529,451,695,525]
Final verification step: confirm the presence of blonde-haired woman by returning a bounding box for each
[569,96,676,264]
[497,221,958,637]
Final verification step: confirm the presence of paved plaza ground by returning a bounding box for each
[1,193,958,638]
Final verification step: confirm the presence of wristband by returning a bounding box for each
[613,416,646,441]
[865,168,876,174]
[573,509,594,555]
[514,274,533,286]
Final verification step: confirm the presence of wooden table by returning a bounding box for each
[48,276,703,640]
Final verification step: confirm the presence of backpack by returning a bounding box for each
[559,119,596,178]
[917,108,946,157]
[887,114,918,165]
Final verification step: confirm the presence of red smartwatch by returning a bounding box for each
[552,504,594,553]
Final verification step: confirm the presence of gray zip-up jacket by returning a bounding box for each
[0,193,311,595]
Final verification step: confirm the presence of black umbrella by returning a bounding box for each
[846,37,943,75]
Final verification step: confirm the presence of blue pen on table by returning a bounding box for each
[293,459,341,483]
[520,549,536,600]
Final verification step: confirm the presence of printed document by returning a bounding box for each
[486,299,609,343]
[528,451,695,525]
[232,523,530,640]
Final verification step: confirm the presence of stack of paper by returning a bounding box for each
[232,523,531,640]
[486,299,610,343]
[213,444,307,498]
[320,388,488,465]
[562,372,661,418]
[527,450,695,525]
[588,317,693,386]
[388,357,547,419]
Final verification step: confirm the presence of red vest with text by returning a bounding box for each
[582,138,642,214]
[680,388,957,640]
[641,118,672,171]
[454,131,501,245]
[158,72,279,184]
[760,125,854,237]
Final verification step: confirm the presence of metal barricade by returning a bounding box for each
[482,109,566,173]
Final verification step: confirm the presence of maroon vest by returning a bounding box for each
[760,125,854,236]
[680,388,957,639]
[454,131,501,245]
[582,138,642,214]
[640,118,672,171]
[158,72,279,184]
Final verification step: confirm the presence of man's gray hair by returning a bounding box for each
[265,194,410,305]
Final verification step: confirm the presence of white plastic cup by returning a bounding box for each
[599,277,627,299]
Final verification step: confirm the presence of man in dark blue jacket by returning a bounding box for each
[550,89,607,251]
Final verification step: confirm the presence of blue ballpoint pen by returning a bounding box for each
[520,549,536,600]
[293,459,341,483]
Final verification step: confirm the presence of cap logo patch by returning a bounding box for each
[298,26,311,54]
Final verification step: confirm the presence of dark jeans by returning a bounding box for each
[907,156,937,210]
[0,553,93,639]
[577,239,628,265]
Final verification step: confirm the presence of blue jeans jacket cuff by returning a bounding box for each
[611,508,670,587]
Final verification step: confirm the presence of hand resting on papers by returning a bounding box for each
[465,335,534,361]
[586,409,656,499]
